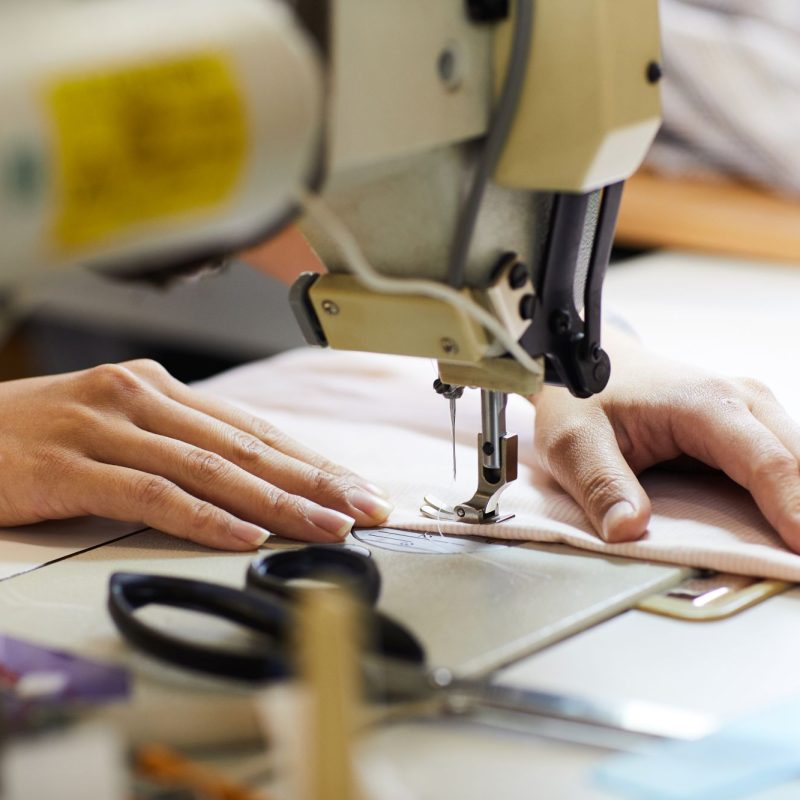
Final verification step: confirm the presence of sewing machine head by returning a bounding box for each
[288,0,662,522]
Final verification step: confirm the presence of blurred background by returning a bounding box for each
[615,0,800,263]
[1,0,799,384]
[0,263,305,383]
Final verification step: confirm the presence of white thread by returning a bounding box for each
[435,492,447,538]
[299,192,542,376]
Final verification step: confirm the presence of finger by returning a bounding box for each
[748,385,800,460]
[73,463,271,552]
[674,399,800,550]
[118,396,392,527]
[536,411,652,542]
[126,361,389,497]
[94,429,359,543]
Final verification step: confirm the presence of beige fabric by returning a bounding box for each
[196,345,800,582]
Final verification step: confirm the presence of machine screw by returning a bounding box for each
[321,300,339,315]
[646,61,663,84]
[519,293,535,321]
[433,378,464,400]
[4,146,42,204]
[508,260,529,290]
[456,507,466,518]
[440,337,459,355]
[430,667,454,689]
[437,47,462,91]
[549,310,571,335]
[593,361,610,384]
[465,0,509,23]
[482,442,495,456]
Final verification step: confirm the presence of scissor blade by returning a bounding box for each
[368,661,718,746]
[450,680,718,743]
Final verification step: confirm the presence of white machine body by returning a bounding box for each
[0,0,322,277]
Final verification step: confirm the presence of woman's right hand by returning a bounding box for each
[0,359,392,550]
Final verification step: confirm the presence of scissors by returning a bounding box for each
[108,545,424,684]
[108,545,716,749]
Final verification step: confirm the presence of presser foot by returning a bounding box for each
[420,495,515,525]
[419,433,519,525]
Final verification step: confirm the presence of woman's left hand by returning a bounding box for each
[531,328,800,552]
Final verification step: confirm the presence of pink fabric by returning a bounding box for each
[197,347,800,582]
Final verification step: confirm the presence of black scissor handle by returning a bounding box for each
[248,547,424,666]
[247,545,381,605]
[108,572,292,682]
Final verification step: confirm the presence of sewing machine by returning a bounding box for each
[0,0,661,523]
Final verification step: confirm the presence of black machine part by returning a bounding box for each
[520,181,624,399]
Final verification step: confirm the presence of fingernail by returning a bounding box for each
[357,481,391,499]
[232,521,271,547]
[601,500,636,542]
[348,488,394,522]
[308,504,355,539]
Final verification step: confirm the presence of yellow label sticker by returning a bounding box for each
[47,54,248,253]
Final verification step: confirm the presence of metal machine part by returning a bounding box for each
[432,379,465,481]
[421,389,518,525]
[637,572,791,622]
[480,389,506,471]
[292,251,545,394]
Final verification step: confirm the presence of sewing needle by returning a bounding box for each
[450,396,457,481]
[432,379,462,483]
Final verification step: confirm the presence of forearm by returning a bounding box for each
[239,225,325,285]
